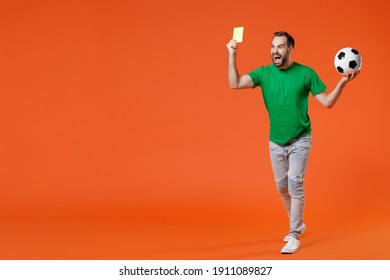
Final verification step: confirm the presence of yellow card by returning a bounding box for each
[233,27,244,43]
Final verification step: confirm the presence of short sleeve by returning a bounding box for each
[247,67,264,88]
[309,69,327,96]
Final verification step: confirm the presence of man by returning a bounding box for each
[226,31,359,254]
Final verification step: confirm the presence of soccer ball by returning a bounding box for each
[334,47,362,75]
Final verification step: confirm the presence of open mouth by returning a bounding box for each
[274,55,282,63]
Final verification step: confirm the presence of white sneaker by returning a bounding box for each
[283,223,307,242]
[281,237,300,254]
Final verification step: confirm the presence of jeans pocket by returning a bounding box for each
[269,141,281,151]
[295,137,312,150]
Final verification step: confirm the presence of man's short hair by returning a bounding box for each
[273,31,295,48]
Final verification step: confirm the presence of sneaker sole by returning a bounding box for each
[281,243,300,254]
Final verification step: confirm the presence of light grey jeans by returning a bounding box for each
[269,134,312,239]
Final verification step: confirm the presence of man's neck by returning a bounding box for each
[279,60,294,70]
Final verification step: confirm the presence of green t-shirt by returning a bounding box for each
[248,63,326,145]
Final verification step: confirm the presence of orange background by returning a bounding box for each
[0,0,389,259]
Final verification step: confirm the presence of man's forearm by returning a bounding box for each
[228,54,240,88]
[326,79,348,108]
